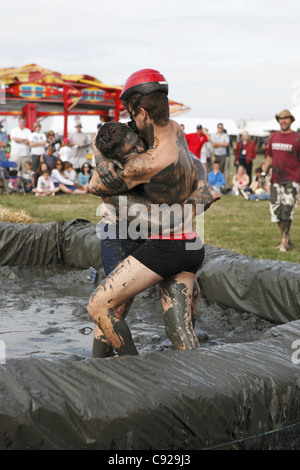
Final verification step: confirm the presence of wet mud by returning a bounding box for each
[0,265,276,362]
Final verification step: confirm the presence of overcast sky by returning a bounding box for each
[2,0,300,124]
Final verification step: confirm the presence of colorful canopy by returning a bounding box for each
[0,64,189,135]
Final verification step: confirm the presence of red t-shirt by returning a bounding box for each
[268,131,300,184]
[185,132,208,158]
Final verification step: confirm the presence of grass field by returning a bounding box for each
[1,188,299,264]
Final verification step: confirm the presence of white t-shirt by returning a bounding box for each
[10,127,32,157]
[59,146,72,162]
[29,131,47,155]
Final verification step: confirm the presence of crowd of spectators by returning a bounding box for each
[183,122,271,203]
[0,117,94,195]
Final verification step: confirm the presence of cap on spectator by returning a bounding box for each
[197,124,202,129]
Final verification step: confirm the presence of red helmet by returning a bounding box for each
[120,69,169,104]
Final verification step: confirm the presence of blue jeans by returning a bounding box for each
[100,221,145,275]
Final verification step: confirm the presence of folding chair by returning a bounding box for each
[0,161,19,194]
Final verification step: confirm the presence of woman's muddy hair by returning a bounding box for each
[95,122,130,158]
[128,91,169,126]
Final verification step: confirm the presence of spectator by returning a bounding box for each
[58,138,72,162]
[21,160,35,193]
[231,164,250,197]
[69,123,90,171]
[9,117,31,171]
[180,123,185,132]
[64,161,77,183]
[211,123,230,174]
[265,109,300,252]
[261,130,276,158]
[0,122,8,192]
[35,161,51,184]
[32,168,59,196]
[29,122,47,172]
[235,131,257,184]
[42,145,58,170]
[78,162,93,189]
[208,162,226,193]
[7,169,21,194]
[51,159,88,195]
[199,129,212,171]
[185,125,208,159]
[223,128,232,189]
[45,130,61,157]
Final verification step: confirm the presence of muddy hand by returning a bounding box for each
[209,188,222,204]
[99,158,125,190]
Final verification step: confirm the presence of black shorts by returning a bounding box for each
[131,238,205,278]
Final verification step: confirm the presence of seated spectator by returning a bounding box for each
[7,169,21,194]
[78,163,93,189]
[42,145,58,170]
[231,165,250,197]
[249,168,271,201]
[249,167,264,193]
[58,138,72,162]
[208,162,226,194]
[34,162,51,185]
[32,168,59,196]
[21,160,35,193]
[51,159,88,195]
[64,162,77,183]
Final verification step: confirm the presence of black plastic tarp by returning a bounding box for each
[198,245,300,324]
[1,320,300,450]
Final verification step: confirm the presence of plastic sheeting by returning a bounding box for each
[0,219,300,450]
[1,320,300,450]
[198,245,300,324]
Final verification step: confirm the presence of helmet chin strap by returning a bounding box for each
[126,94,144,133]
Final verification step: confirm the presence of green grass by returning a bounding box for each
[1,189,299,264]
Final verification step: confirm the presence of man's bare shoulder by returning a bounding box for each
[122,150,158,181]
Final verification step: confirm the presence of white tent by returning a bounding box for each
[172,116,240,136]
[242,104,300,137]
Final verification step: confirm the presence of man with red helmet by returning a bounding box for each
[88,69,219,357]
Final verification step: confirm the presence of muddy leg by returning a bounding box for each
[191,279,200,328]
[92,300,133,358]
[88,256,163,356]
[158,272,201,350]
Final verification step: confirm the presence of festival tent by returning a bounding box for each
[241,104,300,137]
[171,116,240,136]
[0,64,189,137]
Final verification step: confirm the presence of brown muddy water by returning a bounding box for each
[0,265,276,362]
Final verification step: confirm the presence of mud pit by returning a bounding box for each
[1,220,300,450]
[0,265,275,362]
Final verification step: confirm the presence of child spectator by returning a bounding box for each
[78,163,92,189]
[58,138,72,162]
[42,145,58,170]
[64,161,77,183]
[32,168,59,196]
[21,160,35,193]
[208,162,226,194]
[7,169,21,193]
